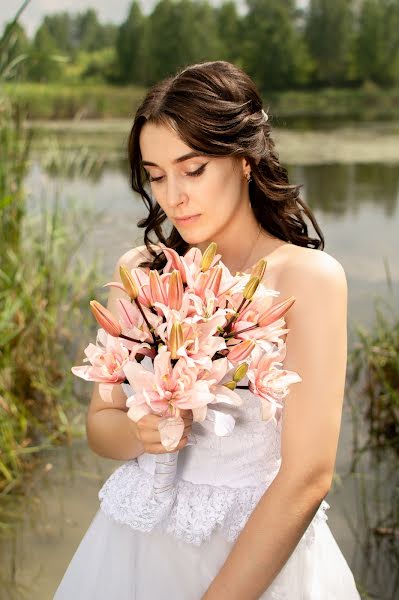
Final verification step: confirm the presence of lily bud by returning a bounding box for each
[251,259,267,281]
[169,322,184,360]
[223,381,237,390]
[228,339,256,362]
[149,269,167,305]
[232,362,249,382]
[119,265,139,300]
[201,242,217,272]
[258,296,296,327]
[90,300,122,337]
[168,270,183,310]
[243,276,260,301]
[206,266,223,295]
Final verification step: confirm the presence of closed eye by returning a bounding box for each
[148,163,208,183]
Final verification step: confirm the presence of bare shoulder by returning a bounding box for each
[276,245,347,306]
[114,243,160,274]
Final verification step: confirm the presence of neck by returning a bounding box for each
[196,223,278,275]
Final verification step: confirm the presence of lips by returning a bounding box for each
[175,214,200,223]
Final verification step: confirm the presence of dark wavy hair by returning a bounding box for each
[127,60,324,271]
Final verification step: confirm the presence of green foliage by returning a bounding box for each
[116,1,148,84]
[144,0,222,84]
[3,0,398,92]
[5,82,399,121]
[215,1,242,64]
[348,297,399,455]
[41,12,74,55]
[0,205,101,494]
[78,48,119,85]
[305,0,356,86]
[242,0,312,92]
[3,82,146,119]
[355,0,399,87]
[0,5,102,500]
[27,23,67,82]
[0,22,30,81]
[42,10,118,57]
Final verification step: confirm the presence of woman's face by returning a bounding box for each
[139,120,249,248]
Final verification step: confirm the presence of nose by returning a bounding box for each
[164,175,188,210]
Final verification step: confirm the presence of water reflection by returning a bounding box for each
[0,442,119,600]
[291,163,399,218]
[35,154,399,220]
[25,158,399,327]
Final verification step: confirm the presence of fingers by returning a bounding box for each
[132,412,193,454]
[142,435,190,455]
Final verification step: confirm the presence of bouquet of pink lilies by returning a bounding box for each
[72,242,301,501]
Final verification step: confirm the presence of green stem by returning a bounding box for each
[119,333,153,345]
[134,297,156,344]
[227,323,259,337]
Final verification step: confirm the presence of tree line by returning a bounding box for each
[2,0,399,92]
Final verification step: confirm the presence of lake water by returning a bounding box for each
[1,120,398,600]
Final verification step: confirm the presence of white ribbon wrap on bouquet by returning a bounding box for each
[122,382,236,504]
[151,450,179,503]
[122,383,184,503]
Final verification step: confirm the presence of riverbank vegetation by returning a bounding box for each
[1,0,399,120]
[348,287,399,458]
[4,81,399,122]
[0,11,101,510]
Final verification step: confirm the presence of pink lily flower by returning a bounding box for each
[247,345,302,424]
[164,313,228,370]
[123,348,216,450]
[71,329,130,402]
[159,244,193,286]
[104,267,152,308]
[193,357,242,423]
[227,338,256,363]
[90,301,122,337]
[117,298,160,351]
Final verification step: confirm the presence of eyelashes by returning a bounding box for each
[147,163,208,183]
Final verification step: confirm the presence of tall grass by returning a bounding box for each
[348,295,399,457]
[345,283,399,595]
[0,7,102,506]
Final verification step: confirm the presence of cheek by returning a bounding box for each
[149,165,241,217]
[201,168,240,209]
[149,185,168,213]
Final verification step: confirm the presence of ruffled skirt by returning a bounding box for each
[54,506,361,599]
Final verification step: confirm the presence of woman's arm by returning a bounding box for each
[86,246,149,461]
[201,250,348,600]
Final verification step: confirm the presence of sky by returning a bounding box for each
[0,0,251,38]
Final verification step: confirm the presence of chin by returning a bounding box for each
[176,228,210,247]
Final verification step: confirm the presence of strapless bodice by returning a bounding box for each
[137,386,282,487]
[98,383,329,546]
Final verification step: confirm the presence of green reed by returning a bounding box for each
[0,7,102,502]
[348,292,399,457]
[344,274,399,595]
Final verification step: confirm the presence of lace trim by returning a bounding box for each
[99,461,330,547]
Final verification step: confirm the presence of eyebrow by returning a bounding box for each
[141,151,204,167]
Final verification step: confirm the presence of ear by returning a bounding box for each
[241,157,260,174]
[241,157,251,176]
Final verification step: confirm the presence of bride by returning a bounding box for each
[54,60,361,599]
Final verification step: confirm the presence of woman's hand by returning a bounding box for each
[131,409,194,454]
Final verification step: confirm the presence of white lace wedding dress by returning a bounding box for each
[54,385,361,599]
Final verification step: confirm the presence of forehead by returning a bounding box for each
[139,121,193,165]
